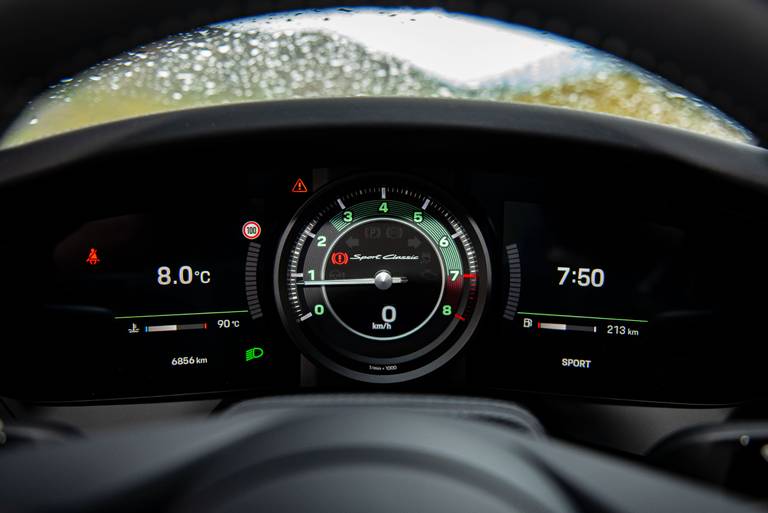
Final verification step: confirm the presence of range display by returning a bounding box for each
[472,200,753,402]
[502,201,683,346]
[274,183,490,382]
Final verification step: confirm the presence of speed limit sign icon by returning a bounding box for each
[242,221,262,240]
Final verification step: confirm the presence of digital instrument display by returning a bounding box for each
[502,201,687,342]
[3,208,297,399]
[472,200,741,400]
[3,170,765,403]
[274,183,490,383]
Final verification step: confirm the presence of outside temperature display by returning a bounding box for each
[157,265,212,286]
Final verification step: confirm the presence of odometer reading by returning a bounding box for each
[274,184,490,383]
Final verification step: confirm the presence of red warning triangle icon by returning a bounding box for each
[291,178,309,193]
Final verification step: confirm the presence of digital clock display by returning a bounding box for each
[470,198,754,402]
[556,266,605,288]
[501,201,688,341]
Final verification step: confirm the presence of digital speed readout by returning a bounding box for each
[273,184,491,383]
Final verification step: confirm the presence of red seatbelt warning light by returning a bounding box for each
[291,178,309,193]
[85,248,101,265]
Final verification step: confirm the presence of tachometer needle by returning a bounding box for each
[299,277,408,286]
[299,270,407,290]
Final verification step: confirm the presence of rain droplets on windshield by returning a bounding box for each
[0,7,754,148]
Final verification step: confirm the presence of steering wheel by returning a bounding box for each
[0,397,760,513]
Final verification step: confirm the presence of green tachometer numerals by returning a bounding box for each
[275,184,489,384]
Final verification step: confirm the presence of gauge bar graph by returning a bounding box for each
[145,323,208,333]
[519,311,646,337]
[538,321,596,333]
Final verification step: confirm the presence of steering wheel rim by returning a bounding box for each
[0,0,766,143]
[0,403,761,513]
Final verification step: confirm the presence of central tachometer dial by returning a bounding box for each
[274,184,490,383]
[316,218,445,340]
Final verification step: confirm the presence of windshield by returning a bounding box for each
[0,7,754,148]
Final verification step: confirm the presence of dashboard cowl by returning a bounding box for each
[222,394,547,438]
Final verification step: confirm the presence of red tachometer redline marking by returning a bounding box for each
[455,313,466,321]
[463,273,477,279]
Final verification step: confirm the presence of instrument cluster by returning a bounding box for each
[1,169,765,404]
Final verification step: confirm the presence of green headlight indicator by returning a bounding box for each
[245,346,265,362]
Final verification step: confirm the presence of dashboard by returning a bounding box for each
[2,113,767,406]
[3,0,768,507]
